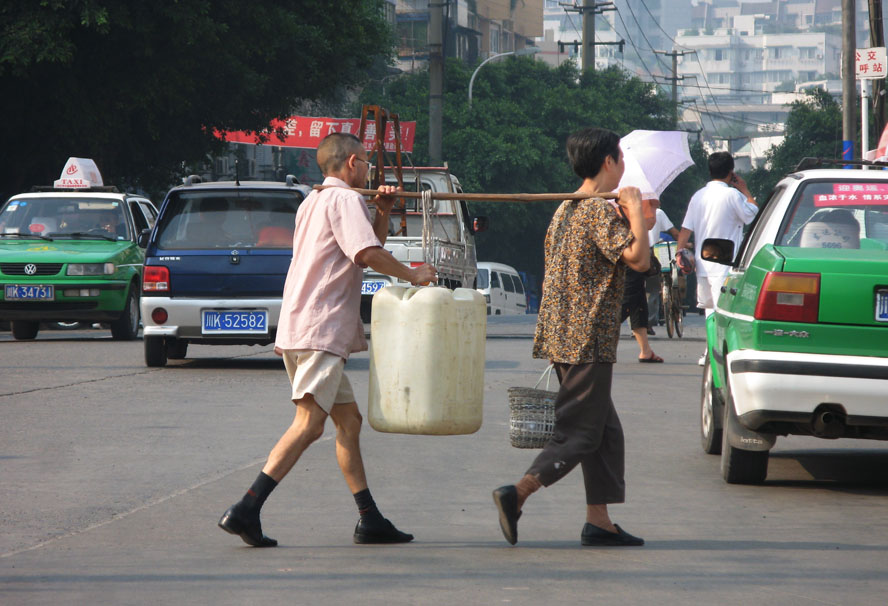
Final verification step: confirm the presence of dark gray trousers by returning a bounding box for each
[525,362,625,505]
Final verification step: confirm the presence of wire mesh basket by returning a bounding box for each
[653,241,677,272]
[507,365,556,449]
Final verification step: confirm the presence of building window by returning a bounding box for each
[799,47,816,60]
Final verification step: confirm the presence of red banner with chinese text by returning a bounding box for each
[218,116,415,153]
[814,183,888,205]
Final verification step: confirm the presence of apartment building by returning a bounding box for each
[396,0,543,71]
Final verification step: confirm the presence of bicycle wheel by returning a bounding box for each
[663,274,675,338]
[671,284,683,338]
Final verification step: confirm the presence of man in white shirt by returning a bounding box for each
[676,152,757,364]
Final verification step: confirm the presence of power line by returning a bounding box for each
[610,6,660,83]
[622,0,671,73]
[637,0,689,49]
[677,103,786,128]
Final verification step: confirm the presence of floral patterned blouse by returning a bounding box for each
[532,197,634,364]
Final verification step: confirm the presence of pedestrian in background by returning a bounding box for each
[492,127,649,547]
[676,152,757,365]
[620,196,663,362]
[645,207,680,331]
[219,132,436,547]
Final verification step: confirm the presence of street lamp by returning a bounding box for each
[468,47,541,108]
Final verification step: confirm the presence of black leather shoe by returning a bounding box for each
[492,485,519,545]
[581,523,644,547]
[353,517,414,544]
[218,505,278,547]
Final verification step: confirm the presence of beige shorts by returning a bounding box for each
[696,275,728,313]
[281,350,355,414]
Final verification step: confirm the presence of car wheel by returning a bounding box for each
[11,320,39,340]
[360,298,372,324]
[145,336,167,367]
[700,355,723,455]
[111,287,140,341]
[167,338,188,360]
[720,372,769,484]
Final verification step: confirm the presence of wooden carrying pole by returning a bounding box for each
[312,185,618,202]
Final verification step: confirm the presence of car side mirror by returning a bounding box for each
[701,238,734,265]
[138,228,152,248]
[473,216,489,234]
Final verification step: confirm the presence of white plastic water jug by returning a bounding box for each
[368,286,486,435]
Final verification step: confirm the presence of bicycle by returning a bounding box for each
[652,241,685,339]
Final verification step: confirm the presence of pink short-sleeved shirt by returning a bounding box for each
[275,177,382,359]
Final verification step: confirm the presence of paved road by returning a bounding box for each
[1,316,887,605]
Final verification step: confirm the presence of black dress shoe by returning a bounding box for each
[353,517,414,544]
[581,523,644,546]
[647,328,656,336]
[218,505,278,547]
[492,485,519,545]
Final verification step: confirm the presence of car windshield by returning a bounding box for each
[476,268,489,289]
[153,190,304,250]
[0,198,129,240]
[377,178,461,239]
[777,180,888,250]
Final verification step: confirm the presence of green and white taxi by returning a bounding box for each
[700,161,888,484]
[0,159,157,340]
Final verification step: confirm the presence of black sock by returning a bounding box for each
[240,472,278,514]
[353,488,384,523]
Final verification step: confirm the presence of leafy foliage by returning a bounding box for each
[0,0,393,200]
[745,89,843,201]
[357,58,706,283]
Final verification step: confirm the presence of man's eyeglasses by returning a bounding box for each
[354,157,373,170]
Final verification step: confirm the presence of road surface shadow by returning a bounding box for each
[766,449,888,492]
[164,357,283,370]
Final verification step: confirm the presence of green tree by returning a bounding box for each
[357,58,705,283]
[745,89,843,201]
[0,1,394,200]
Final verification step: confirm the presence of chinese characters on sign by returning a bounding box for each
[855,47,887,79]
[218,116,416,153]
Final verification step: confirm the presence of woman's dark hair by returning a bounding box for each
[566,128,621,180]
[708,152,734,179]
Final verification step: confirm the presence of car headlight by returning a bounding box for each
[66,263,116,276]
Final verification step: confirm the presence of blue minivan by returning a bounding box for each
[139,176,311,367]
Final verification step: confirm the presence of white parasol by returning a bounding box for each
[617,130,694,199]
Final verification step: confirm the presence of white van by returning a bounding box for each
[476,262,526,315]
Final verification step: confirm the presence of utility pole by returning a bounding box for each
[869,0,885,138]
[560,1,615,72]
[654,49,694,127]
[842,0,856,161]
[428,1,444,165]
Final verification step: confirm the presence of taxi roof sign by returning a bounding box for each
[54,157,104,189]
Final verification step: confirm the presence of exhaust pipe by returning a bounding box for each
[812,409,844,438]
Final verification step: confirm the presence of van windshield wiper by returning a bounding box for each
[47,231,117,242]
[0,232,53,241]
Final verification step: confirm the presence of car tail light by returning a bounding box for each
[143,266,170,292]
[754,272,820,323]
[409,262,424,268]
[151,308,168,324]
